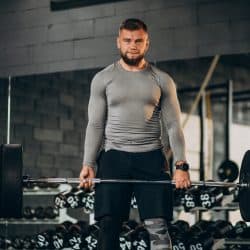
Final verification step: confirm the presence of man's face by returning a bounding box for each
[117,28,149,66]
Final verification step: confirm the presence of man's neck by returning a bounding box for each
[119,59,148,72]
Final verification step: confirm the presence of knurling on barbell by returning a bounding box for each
[0,144,250,221]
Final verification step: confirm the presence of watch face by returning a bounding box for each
[182,163,189,170]
[177,163,189,171]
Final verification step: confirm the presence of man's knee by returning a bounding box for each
[99,215,123,228]
[144,218,172,250]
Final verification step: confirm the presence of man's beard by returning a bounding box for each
[120,52,144,66]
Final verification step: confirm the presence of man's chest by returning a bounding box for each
[106,74,161,107]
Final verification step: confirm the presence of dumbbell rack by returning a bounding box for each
[173,192,250,249]
[0,184,77,225]
[174,203,239,213]
[212,238,250,250]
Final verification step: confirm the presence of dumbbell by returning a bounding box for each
[224,245,242,250]
[169,220,189,250]
[67,188,95,212]
[34,206,46,219]
[67,220,89,249]
[173,188,185,207]
[54,189,69,209]
[0,236,4,249]
[51,221,73,249]
[207,220,234,239]
[188,221,215,250]
[189,220,214,237]
[132,225,150,250]
[11,237,24,249]
[23,180,36,189]
[0,237,12,249]
[119,220,138,250]
[85,223,100,250]
[44,206,59,219]
[182,186,201,211]
[25,206,59,219]
[233,221,250,238]
[188,231,214,250]
[199,183,223,209]
[22,235,36,249]
[67,188,86,208]
[23,206,35,219]
[173,220,189,232]
[82,190,95,213]
[54,187,78,209]
[35,230,54,249]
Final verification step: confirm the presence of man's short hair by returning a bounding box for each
[119,18,148,32]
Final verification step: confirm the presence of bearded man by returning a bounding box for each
[80,18,191,250]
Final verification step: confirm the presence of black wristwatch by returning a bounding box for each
[175,162,190,171]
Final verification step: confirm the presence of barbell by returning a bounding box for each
[0,144,250,221]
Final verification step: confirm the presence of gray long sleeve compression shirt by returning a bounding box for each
[83,62,186,167]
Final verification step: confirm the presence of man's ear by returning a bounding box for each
[116,37,120,49]
[145,38,150,51]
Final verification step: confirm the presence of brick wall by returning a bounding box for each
[0,0,249,77]
[0,69,98,178]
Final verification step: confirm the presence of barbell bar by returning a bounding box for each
[0,144,250,221]
[23,177,248,188]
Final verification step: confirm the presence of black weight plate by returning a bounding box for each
[0,144,23,218]
[239,150,250,221]
[217,159,239,182]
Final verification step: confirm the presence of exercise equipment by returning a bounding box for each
[182,186,201,211]
[0,144,250,221]
[67,220,88,249]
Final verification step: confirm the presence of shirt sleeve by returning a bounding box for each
[161,118,170,151]
[160,75,186,163]
[83,72,107,167]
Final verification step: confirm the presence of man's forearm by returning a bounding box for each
[83,123,104,167]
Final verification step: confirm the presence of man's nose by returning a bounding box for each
[129,41,137,48]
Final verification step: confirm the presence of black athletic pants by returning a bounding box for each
[95,149,173,250]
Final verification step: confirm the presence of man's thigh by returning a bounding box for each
[94,150,133,221]
[131,149,173,221]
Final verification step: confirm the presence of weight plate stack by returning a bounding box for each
[239,150,250,221]
[0,144,23,218]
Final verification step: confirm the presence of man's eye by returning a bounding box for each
[136,40,143,44]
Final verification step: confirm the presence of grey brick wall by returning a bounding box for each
[0,0,249,77]
[0,69,97,178]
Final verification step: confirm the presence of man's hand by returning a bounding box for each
[79,165,95,189]
[173,170,191,189]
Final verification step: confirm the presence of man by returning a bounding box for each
[80,18,191,250]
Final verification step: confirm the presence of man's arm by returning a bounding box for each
[80,72,107,188]
[160,75,191,188]
[161,76,186,163]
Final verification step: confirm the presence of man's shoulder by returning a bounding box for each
[91,63,116,87]
[150,65,172,82]
[95,63,116,78]
[149,65,174,88]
